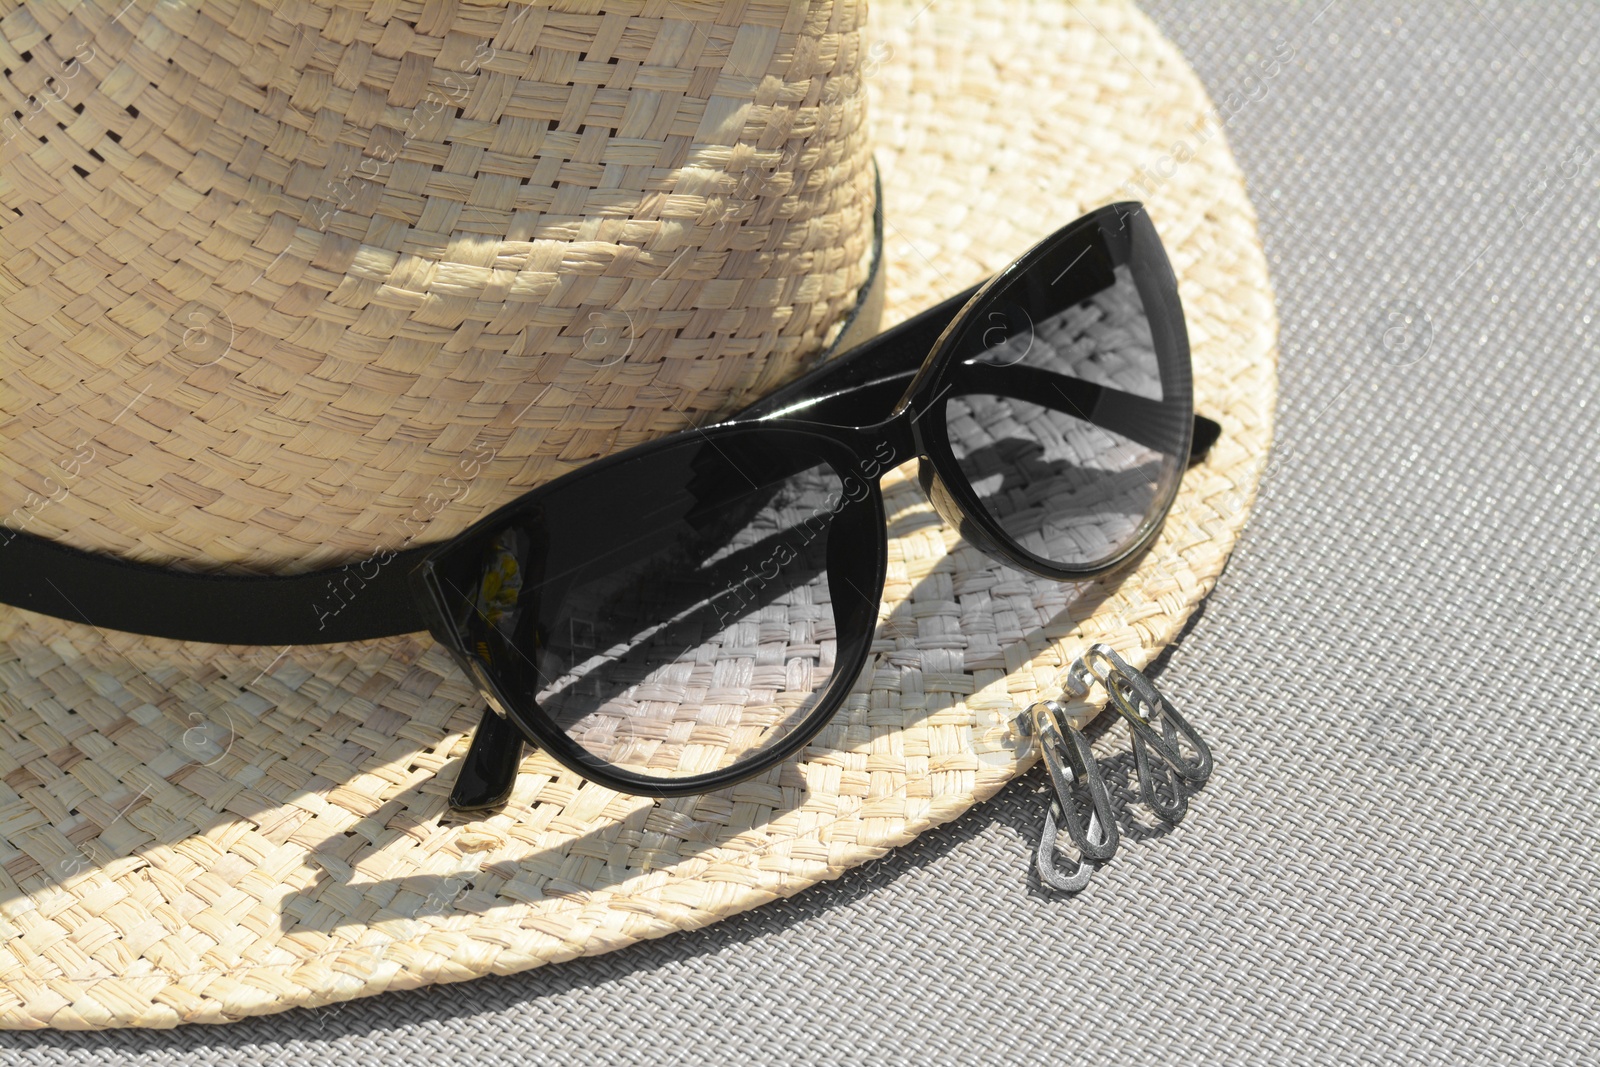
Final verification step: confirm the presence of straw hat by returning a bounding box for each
[0,0,1277,1029]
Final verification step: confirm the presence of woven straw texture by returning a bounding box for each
[0,0,1277,1029]
[1,0,876,573]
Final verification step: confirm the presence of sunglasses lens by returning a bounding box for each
[440,433,866,782]
[939,213,1192,569]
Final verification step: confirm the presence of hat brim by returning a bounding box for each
[0,0,1276,1029]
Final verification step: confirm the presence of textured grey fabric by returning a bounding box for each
[8,0,1599,1061]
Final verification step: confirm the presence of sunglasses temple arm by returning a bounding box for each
[449,706,526,810]
[1190,413,1222,463]
[950,360,1220,462]
[737,285,980,425]
[737,296,1219,461]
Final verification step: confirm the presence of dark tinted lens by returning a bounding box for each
[440,434,860,781]
[940,216,1191,569]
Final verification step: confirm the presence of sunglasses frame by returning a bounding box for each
[409,421,894,799]
[907,203,1194,581]
[408,202,1199,801]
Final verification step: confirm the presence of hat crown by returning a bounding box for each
[1,0,877,573]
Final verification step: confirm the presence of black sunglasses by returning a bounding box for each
[417,200,1218,802]
[3,202,1218,808]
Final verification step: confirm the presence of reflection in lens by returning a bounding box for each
[461,443,848,780]
[945,263,1186,568]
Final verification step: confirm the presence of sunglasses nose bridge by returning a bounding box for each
[849,406,922,480]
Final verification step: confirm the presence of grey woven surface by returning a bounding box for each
[9,0,1599,1061]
